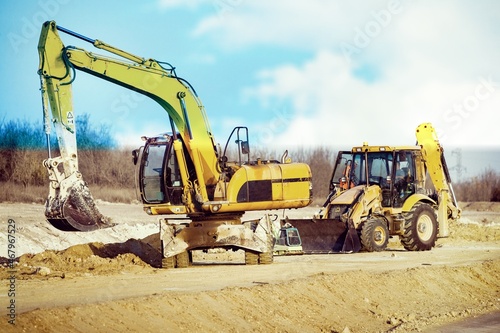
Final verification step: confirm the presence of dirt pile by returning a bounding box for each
[0,202,499,332]
[448,219,500,242]
[2,203,500,281]
[2,259,499,333]
[0,235,161,280]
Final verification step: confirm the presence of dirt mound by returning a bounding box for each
[3,259,499,333]
[449,219,500,242]
[3,210,499,281]
[0,235,161,280]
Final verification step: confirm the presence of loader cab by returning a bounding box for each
[133,134,191,206]
[330,151,355,191]
[338,146,418,208]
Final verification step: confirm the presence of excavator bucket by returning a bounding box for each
[284,218,361,254]
[45,180,114,232]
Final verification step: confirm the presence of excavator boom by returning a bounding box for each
[38,21,221,231]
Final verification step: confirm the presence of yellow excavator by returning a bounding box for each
[38,21,312,267]
[283,123,461,253]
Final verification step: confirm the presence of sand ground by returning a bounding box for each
[0,201,499,332]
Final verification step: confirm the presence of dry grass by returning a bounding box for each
[0,182,47,204]
[0,182,135,204]
[90,186,137,203]
[1,148,499,204]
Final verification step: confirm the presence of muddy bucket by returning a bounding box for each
[46,180,114,232]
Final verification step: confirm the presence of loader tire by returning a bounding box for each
[401,203,438,251]
[259,252,273,265]
[360,218,389,252]
[245,251,259,265]
[161,256,176,269]
[176,251,190,268]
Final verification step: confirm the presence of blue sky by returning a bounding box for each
[1,0,499,178]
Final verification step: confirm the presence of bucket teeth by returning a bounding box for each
[45,181,114,232]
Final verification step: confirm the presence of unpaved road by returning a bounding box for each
[0,202,499,332]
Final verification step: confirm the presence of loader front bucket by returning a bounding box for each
[45,180,114,232]
[341,219,361,253]
[284,218,360,254]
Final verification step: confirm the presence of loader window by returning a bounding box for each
[351,152,392,187]
[331,151,353,190]
[392,151,416,208]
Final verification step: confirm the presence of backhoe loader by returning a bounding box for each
[38,21,312,267]
[283,123,461,254]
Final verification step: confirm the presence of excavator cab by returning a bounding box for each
[134,134,186,206]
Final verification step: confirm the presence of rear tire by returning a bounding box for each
[401,203,438,251]
[245,251,259,265]
[360,218,389,252]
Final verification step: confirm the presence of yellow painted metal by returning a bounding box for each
[401,193,436,212]
[415,123,461,237]
[38,20,312,238]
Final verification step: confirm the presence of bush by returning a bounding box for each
[453,168,500,202]
[0,115,117,185]
[75,114,116,149]
[491,186,500,202]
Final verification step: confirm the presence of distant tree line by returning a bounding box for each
[0,114,117,186]
[453,168,500,202]
[0,115,499,202]
[0,114,115,150]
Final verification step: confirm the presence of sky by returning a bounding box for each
[0,0,499,179]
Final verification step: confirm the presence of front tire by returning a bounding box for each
[401,203,438,251]
[360,218,389,252]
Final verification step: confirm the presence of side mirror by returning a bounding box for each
[241,141,250,155]
[132,149,139,165]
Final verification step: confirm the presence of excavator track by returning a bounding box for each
[45,181,114,232]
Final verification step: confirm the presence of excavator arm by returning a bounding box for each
[415,123,461,236]
[38,21,221,231]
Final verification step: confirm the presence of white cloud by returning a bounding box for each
[192,1,365,50]
[244,49,500,148]
[192,0,500,148]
